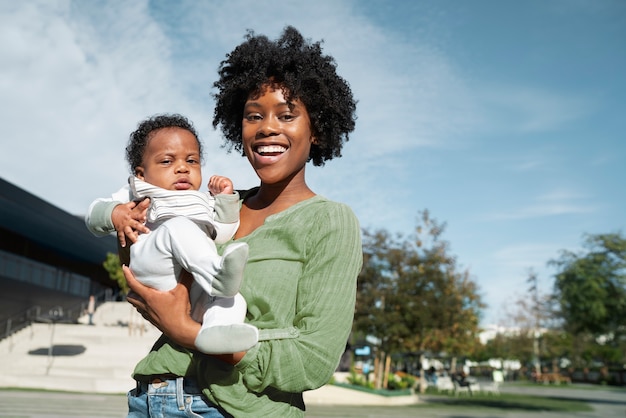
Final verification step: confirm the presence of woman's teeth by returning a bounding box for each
[257,145,287,155]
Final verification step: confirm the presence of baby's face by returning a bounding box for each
[135,127,202,191]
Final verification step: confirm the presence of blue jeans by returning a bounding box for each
[127,377,229,418]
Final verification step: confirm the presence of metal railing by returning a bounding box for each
[1,288,117,342]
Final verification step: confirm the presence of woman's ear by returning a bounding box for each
[135,167,145,180]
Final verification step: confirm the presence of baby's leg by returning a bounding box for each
[211,242,249,297]
[194,293,259,354]
[129,230,178,291]
[161,217,248,297]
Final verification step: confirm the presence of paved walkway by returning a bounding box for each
[0,385,625,418]
[0,303,624,417]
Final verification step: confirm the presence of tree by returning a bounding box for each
[505,270,557,375]
[550,232,626,366]
[102,252,128,295]
[354,210,484,390]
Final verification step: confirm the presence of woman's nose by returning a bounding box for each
[257,116,279,137]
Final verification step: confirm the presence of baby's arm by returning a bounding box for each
[85,183,151,247]
[208,175,241,244]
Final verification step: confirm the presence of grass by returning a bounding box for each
[506,380,626,392]
[331,383,594,413]
[333,382,413,397]
[417,391,593,413]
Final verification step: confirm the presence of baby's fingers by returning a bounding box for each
[117,230,128,248]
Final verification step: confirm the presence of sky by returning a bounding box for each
[1,0,624,326]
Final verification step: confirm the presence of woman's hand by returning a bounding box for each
[123,265,201,349]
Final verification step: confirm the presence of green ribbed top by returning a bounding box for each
[133,191,362,417]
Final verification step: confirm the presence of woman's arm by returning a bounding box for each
[123,265,247,363]
[124,266,201,348]
[235,203,363,393]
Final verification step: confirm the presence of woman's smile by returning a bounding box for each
[242,86,314,185]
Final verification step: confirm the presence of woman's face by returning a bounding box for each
[242,86,315,186]
[135,127,202,191]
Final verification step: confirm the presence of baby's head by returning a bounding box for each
[126,114,203,191]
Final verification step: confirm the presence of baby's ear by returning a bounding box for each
[135,167,145,180]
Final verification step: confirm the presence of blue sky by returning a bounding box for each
[1,0,624,326]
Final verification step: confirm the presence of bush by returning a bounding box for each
[346,370,375,389]
[387,373,417,391]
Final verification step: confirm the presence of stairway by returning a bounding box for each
[0,301,160,394]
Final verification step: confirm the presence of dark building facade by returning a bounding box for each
[0,177,117,335]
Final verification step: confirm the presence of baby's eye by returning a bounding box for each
[187,158,199,164]
[160,159,173,165]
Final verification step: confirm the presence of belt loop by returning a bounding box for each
[176,376,185,410]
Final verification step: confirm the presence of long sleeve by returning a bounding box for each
[235,202,361,392]
[211,192,240,244]
[84,184,132,236]
[131,193,363,417]
[192,195,363,417]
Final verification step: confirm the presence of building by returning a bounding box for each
[0,177,117,337]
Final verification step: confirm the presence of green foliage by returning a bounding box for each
[346,370,375,389]
[549,232,626,365]
[386,373,416,391]
[102,252,128,294]
[354,210,484,358]
[477,233,626,371]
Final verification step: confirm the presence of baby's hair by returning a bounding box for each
[213,26,357,166]
[126,114,202,173]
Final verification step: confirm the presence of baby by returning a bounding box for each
[85,114,258,354]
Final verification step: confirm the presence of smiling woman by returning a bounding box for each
[240,86,316,191]
[119,26,362,418]
[213,27,357,168]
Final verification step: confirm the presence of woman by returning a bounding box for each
[124,26,361,417]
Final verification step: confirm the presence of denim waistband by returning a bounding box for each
[136,376,203,396]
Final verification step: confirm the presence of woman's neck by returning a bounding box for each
[248,181,315,211]
[247,170,315,211]
[235,176,315,239]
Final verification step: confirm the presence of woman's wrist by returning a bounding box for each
[167,317,202,350]
[213,351,246,365]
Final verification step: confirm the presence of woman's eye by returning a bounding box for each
[280,113,295,121]
[245,113,262,121]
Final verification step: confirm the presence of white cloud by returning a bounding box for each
[478,84,592,134]
[485,189,597,221]
[476,242,563,324]
[0,1,206,213]
[1,0,479,214]
[0,0,622,328]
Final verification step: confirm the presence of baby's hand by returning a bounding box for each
[208,175,234,195]
[111,198,151,247]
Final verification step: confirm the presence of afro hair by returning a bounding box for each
[212,26,357,166]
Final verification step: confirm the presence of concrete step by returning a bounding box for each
[0,302,160,393]
[0,302,420,406]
